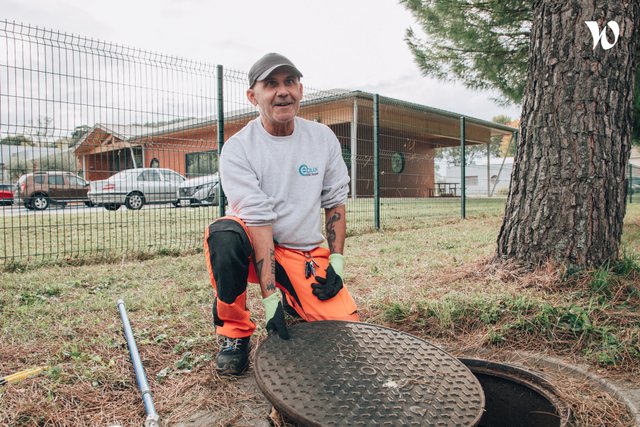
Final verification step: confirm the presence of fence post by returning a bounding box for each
[217,64,226,217]
[373,94,380,230]
[486,141,491,197]
[460,116,466,219]
[350,97,358,200]
[630,163,634,204]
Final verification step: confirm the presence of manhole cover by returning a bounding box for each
[254,321,485,426]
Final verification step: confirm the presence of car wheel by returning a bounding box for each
[104,203,121,211]
[172,200,180,207]
[32,194,50,210]
[85,201,95,207]
[125,192,145,210]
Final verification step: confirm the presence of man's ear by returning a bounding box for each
[246,88,257,106]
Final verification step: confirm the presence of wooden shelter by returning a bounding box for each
[73,91,516,197]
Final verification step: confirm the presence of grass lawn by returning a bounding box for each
[1,203,639,426]
[1,197,508,267]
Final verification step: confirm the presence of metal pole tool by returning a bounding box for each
[117,299,161,427]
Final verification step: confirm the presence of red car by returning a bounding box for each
[0,183,14,206]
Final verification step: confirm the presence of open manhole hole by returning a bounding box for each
[460,358,571,427]
[255,321,485,426]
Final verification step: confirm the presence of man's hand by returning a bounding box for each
[312,253,344,301]
[262,293,289,340]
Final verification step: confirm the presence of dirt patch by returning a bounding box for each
[173,373,272,427]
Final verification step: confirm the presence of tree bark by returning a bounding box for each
[496,0,639,267]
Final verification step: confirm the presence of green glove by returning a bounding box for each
[329,253,344,278]
[262,293,289,340]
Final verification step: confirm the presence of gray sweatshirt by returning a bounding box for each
[220,117,350,251]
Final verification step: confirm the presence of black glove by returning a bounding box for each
[312,265,344,301]
[263,293,290,340]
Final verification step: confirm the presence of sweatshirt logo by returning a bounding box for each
[298,164,319,176]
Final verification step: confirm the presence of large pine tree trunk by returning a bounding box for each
[496,0,639,267]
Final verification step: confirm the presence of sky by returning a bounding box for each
[2,0,522,123]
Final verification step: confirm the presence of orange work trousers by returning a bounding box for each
[204,216,358,338]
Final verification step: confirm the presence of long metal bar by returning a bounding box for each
[117,299,161,427]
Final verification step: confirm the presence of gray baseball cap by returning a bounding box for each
[248,52,303,87]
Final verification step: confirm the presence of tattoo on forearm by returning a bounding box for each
[267,249,276,291]
[256,249,276,292]
[326,212,341,253]
[270,248,275,275]
[254,256,264,279]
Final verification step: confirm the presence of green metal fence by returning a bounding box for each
[0,20,518,266]
[629,164,640,204]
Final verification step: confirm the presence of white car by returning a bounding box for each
[89,168,186,210]
[178,173,220,207]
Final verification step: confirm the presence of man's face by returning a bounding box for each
[247,69,303,136]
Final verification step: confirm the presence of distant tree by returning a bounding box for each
[496,1,639,267]
[401,0,640,145]
[8,151,77,180]
[436,142,501,167]
[142,117,193,128]
[436,116,509,167]
[1,135,33,146]
[70,125,91,147]
[490,115,520,157]
[30,116,55,146]
[490,115,513,156]
[491,115,512,126]
[53,137,73,149]
[9,156,30,181]
[38,151,78,173]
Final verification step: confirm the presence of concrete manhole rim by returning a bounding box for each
[462,350,640,427]
[255,320,485,427]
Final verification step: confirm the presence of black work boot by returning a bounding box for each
[216,336,251,375]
